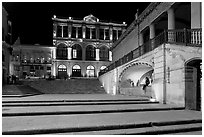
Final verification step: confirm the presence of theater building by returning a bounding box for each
[11,15,126,79]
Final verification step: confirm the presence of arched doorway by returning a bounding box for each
[185,59,202,111]
[86,65,95,77]
[58,64,67,79]
[72,44,82,60]
[72,65,81,77]
[86,45,96,61]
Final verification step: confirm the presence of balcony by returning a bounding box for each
[99,28,202,76]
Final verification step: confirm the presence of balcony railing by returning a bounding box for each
[99,28,202,76]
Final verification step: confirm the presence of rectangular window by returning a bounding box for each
[57,26,62,37]
[73,49,77,58]
[91,28,96,39]
[118,30,122,39]
[99,29,104,40]
[71,26,76,38]
[63,26,68,37]
[86,27,90,39]
[78,27,82,38]
[113,30,117,42]
[105,29,109,40]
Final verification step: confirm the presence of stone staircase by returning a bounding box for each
[22,78,106,94]
[2,96,202,135]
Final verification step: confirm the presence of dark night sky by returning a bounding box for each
[3,2,150,45]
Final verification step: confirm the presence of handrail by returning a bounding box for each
[99,28,202,76]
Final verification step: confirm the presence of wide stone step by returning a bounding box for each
[3,105,184,117]
[57,122,202,135]
[3,118,201,135]
[2,100,159,107]
[2,98,150,103]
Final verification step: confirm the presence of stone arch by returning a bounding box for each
[58,64,67,79]
[72,64,82,77]
[56,43,67,60]
[86,45,96,61]
[99,45,109,61]
[57,42,68,47]
[119,61,153,82]
[86,65,95,77]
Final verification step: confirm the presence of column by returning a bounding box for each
[61,26,64,38]
[103,29,105,40]
[68,47,72,60]
[149,23,155,50]
[109,51,112,61]
[82,25,86,38]
[90,28,92,39]
[109,27,113,41]
[52,62,56,77]
[167,8,175,42]
[68,24,72,38]
[167,8,175,30]
[53,24,57,37]
[96,48,100,61]
[76,27,78,38]
[191,2,201,28]
[52,48,56,59]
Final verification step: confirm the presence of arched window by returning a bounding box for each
[86,45,96,61]
[58,64,67,71]
[57,44,67,60]
[86,65,95,77]
[99,46,109,61]
[72,44,82,60]
[72,65,81,77]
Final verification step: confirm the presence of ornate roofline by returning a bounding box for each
[52,15,127,27]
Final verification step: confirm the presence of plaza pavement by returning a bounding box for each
[2,94,202,135]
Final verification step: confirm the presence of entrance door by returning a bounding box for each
[185,60,201,111]
[72,65,81,77]
[58,64,67,79]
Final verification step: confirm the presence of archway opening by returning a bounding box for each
[72,65,81,77]
[86,65,95,77]
[185,59,202,111]
[119,63,153,98]
[58,64,67,79]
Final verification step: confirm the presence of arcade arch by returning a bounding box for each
[86,65,95,77]
[72,64,81,77]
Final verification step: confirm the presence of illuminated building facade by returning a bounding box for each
[11,15,126,79]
